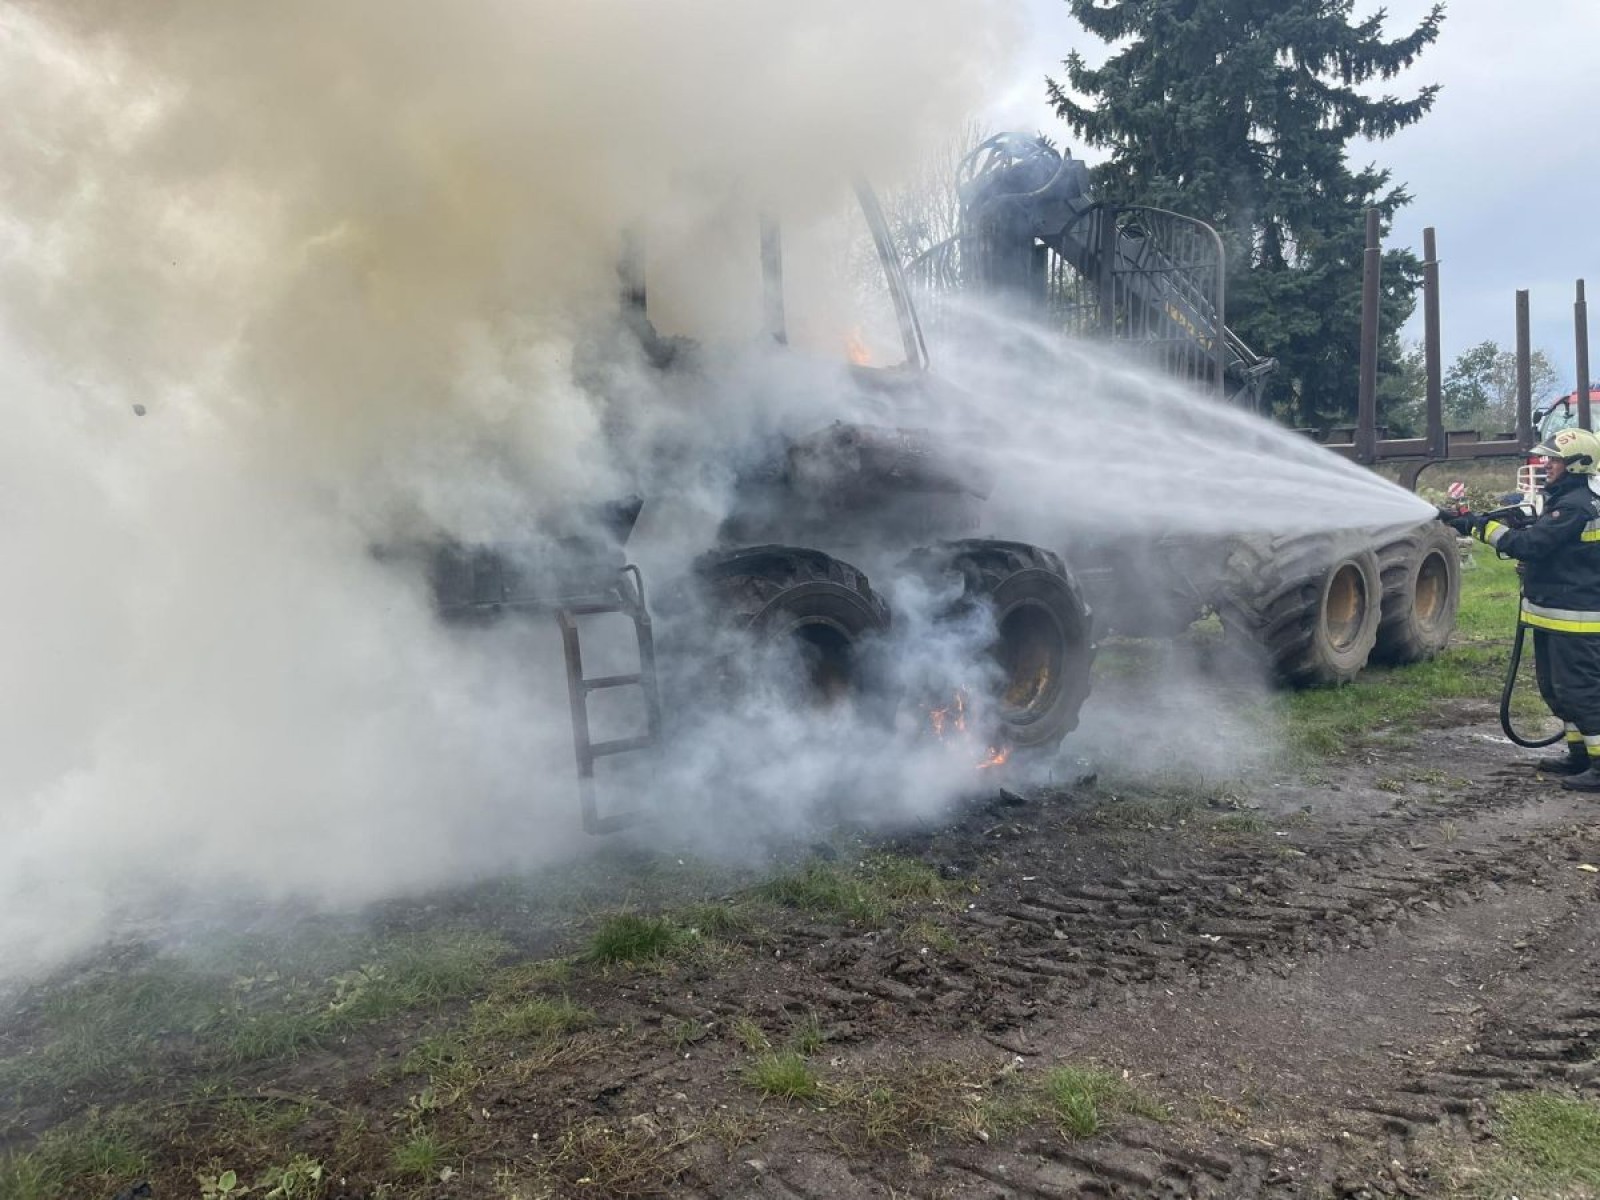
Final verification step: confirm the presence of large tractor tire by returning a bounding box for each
[690,545,891,707]
[1216,535,1383,687]
[901,539,1095,752]
[1372,521,1462,664]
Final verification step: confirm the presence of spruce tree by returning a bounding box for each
[1049,0,1444,425]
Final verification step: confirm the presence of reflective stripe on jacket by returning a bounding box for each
[1521,600,1600,633]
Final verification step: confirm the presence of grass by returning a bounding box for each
[1480,1091,1600,1194]
[746,1050,820,1100]
[1435,1090,1600,1196]
[455,851,750,932]
[224,931,507,1060]
[0,1114,150,1200]
[1038,1065,1169,1138]
[399,1032,468,1079]
[548,1118,693,1197]
[1089,797,1199,830]
[395,974,598,1089]
[0,931,510,1106]
[669,1019,708,1052]
[217,1096,315,1140]
[902,916,960,955]
[822,1063,983,1149]
[393,969,612,1092]
[2,970,224,1097]
[391,1130,451,1178]
[815,1059,1163,1151]
[756,854,953,926]
[676,901,757,940]
[246,1153,325,1198]
[586,913,692,964]
[470,994,594,1041]
[3,917,672,1199]
[864,855,953,902]
[489,957,574,991]
[757,863,886,924]
[733,1010,824,1070]
[790,1011,825,1056]
[0,853,751,1096]
[730,1015,770,1053]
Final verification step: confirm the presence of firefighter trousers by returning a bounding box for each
[1532,628,1600,737]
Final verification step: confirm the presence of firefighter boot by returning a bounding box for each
[1536,742,1589,776]
[1561,764,1600,791]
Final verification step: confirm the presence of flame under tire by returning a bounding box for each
[692,545,892,707]
[904,540,1095,752]
[1217,535,1383,687]
[1372,522,1461,664]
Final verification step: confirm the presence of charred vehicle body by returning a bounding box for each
[426,137,1458,832]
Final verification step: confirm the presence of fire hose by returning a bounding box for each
[1437,503,1565,748]
[1498,619,1564,748]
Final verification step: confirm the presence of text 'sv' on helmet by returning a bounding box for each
[1532,426,1600,474]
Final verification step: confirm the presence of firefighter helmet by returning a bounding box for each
[1532,426,1600,474]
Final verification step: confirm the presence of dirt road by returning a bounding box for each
[3,698,1598,1199]
[592,700,1600,1198]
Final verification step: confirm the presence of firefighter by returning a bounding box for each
[1473,426,1600,789]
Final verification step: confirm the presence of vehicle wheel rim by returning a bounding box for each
[1414,550,1449,629]
[996,603,1065,722]
[1324,563,1368,651]
[789,620,855,705]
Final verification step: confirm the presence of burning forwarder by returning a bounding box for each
[422,184,1099,833]
[420,140,1454,835]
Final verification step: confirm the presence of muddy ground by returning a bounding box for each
[3,695,1599,1199]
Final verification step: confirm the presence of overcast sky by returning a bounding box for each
[987,0,1600,391]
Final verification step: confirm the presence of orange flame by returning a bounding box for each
[844,327,871,366]
[976,745,1011,770]
[928,690,967,740]
[927,690,1011,770]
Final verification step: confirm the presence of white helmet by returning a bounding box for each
[1532,427,1600,475]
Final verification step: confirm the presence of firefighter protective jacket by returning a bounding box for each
[1478,472,1600,632]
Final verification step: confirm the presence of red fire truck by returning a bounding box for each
[1517,386,1600,503]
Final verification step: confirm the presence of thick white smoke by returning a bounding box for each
[0,0,1011,976]
[0,1,1430,980]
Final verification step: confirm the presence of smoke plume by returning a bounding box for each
[0,0,1010,976]
[0,1,1428,979]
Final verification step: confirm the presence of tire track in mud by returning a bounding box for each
[870,769,1588,1029]
[706,763,1598,1199]
[966,790,1593,1199]
[954,925,1587,1187]
[938,1141,1278,1199]
[1314,896,1600,1198]
[758,1130,1282,1199]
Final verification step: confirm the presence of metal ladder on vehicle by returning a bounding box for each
[553,565,662,835]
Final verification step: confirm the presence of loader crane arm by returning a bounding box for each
[911,133,1276,408]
